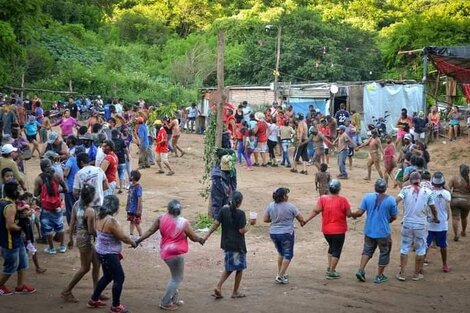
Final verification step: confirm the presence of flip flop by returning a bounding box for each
[211,289,223,299]
[231,293,246,299]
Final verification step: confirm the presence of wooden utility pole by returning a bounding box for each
[215,31,225,148]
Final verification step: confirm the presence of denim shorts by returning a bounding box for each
[270,233,295,260]
[400,223,427,256]
[362,235,392,266]
[40,209,64,236]
[224,251,247,272]
[117,163,127,181]
[2,246,29,275]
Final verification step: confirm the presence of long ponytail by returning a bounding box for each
[229,191,243,221]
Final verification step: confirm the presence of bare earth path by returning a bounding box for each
[2,134,470,313]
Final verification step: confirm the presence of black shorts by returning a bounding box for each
[294,144,309,162]
[324,233,345,258]
[26,134,37,142]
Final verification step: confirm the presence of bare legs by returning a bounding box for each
[62,249,99,302]
[214,270,244,298]
[277,256,291,278]
[129,222,142,237]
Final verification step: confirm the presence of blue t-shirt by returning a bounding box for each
[126,183,142,214]
[24,121,39,136]
[403,165,417,177]
[138,124,149,149]
[65,156,79,191]
[359,192,398,239]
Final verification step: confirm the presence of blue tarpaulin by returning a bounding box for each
[288,98,329,116]
[362,83,423,135]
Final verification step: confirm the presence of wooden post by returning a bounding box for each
[69,80,73,94]
[20,73,25,99]
[215,31,225,148]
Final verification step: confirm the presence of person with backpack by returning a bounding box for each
[33,158,68,254]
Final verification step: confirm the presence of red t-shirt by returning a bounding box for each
[104,152,118,183]
[256,120,268,143]
[225,115,236,136]
[156,128,169,153]
[317,195,350,235]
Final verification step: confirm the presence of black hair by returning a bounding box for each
[103,140,115,151]
[92,123,103,134]
[167,199,182,216]
[108,117,116,124]
[19,192,33,202]
[78,126,88,136]
[97,195,120,219]
[460,164,470,186]
[1,167,13,179]
[273,188,289,203]
[3,181,19,200]
[415,156,425,169]
[80,184,96,208]
[320,163,328,172]
[421,170,431,181]
[111,129,120,138]
[76,152,90,168]
[229,191,243,221]
[130,170,141,182]
[67,135,78,145]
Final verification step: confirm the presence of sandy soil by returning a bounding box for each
[2,134,470,313]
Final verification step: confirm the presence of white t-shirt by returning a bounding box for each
[95,147,105,167]
[268,123,279,141]
[73,165,107,206]
[427,188,451,232]
[398,185,435,225]
[115,103,123,114]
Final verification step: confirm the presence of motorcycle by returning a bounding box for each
[367,111,390,138]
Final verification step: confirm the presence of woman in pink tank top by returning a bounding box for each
[136,199,204,311]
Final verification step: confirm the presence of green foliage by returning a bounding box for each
[194,213,214,230]
[200,113,217,199]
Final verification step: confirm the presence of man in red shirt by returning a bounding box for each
[100,140,118,196]
[154,120,175,176]
[253,112,268,166]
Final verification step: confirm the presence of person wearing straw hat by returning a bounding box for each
[253,112,268,167]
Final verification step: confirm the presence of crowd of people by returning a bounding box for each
[0,91,469,312]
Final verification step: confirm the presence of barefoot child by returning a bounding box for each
[204,191,251,299]
[127,170,143,239]
[315,163,331,196]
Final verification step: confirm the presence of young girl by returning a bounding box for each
[204,191,251,299]
[383,136,396,186]
[126,170,143,239]
[315,163,331,196]
[62,184,100,302]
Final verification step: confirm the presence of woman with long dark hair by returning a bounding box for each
[204,191,252,299]
[62,184,100,303]
[448,164,470,241]
[87,195,136,313]
[264,188,306,284]
[136,199,205,311]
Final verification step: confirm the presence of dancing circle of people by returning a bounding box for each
[0,93,470,312]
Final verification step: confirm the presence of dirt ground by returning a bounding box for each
[2,133,470,313]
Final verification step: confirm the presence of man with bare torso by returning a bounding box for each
[291,114,309,174]
[333,125,350,179]
[356,130,384,181]
[310,128,325,170]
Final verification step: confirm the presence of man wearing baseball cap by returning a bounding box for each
[0,144,27,191]
[43,131,68,161]
[395,171,439,281]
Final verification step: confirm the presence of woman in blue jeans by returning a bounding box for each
[87,195,137,313]
[264,187,306,284]
[279,120,295,167]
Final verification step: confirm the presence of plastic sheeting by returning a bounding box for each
[362,83,423,136]
[288,98,329,116]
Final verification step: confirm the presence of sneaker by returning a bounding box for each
[166,171,175,176]
[374,274,388,284]
[58,245,67,253]
[159,303,179,311]
[44,247,56,254]
[87,299,107,308]
[412,273,424,281]
[110,304,128,313]
[423,259,429,266]
[442,265,451,273]
[355,269,366,282]
[275,275,288,284]
[0,285,13,296]
[326,271,341,280]
[174,300,184,307]
[326,267,331,275]
[26,242,37,255]
[15,284,36,294]
[396,272,406,281]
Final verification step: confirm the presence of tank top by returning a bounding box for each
[159,213,189,260]
[95,218,122,254]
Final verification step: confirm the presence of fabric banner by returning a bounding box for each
[362,83,423,135]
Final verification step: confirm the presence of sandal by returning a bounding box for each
[290,169,298,173]
[211,288,223,299]
[231,293,246,298]
[156,170,165,174]
[159,303,178,311]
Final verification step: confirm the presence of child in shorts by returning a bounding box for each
[126,170,143,239]
[315,163,331,195]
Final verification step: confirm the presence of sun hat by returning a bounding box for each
[154,119,162,126]
[254,112,265,121]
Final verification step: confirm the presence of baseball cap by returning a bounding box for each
[404,134,412,141]
[1,144,18,154]
[136,117,144,124]
[337,125,346,131]
[432,171,445,186]
[47,131,59,144]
